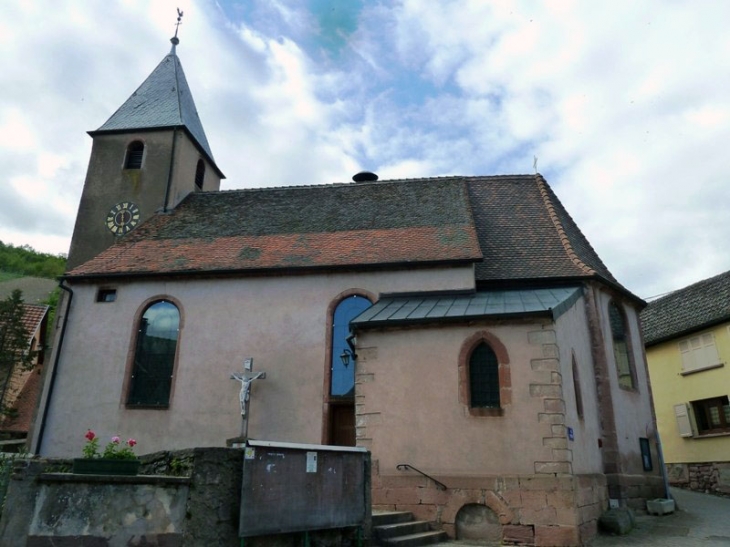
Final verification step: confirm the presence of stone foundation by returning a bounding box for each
[604,472,665,511]
[666,461,730,494]
[371,465,608,547]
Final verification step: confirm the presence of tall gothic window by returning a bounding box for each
[124,141,145,169]
[127,300,180,407]
[608,301,636,390]
[469,342,500,408]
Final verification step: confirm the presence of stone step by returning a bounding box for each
[372,511,415,527]
[375,520,430,539]
[379,530,448,547]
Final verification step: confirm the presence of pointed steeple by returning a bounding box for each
[91,43,217,168]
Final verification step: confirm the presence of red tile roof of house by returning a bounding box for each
[21,304,49,342]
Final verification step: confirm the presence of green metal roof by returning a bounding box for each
[351,286,583,329]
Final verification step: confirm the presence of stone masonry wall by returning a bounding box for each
[0,448,367,547]
[528,328,573,476]
[667,461,730,495]
[372,466,607,547]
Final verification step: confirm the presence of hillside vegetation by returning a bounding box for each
[0,242,66,278]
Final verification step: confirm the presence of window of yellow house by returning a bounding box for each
[678,333,721,373]
[691,396,730,435]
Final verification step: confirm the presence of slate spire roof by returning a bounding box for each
[641,269,730,345]
[90,45,217,167]
[66,174,632,299]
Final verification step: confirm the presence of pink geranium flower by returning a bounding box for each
[85,429,96,441]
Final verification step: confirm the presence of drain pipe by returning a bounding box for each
[656,431,672,501]
[33,279,73,455]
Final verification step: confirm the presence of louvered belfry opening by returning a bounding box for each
[125,141,145,169]
[195,159,205,189]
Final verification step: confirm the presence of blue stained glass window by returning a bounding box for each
[330,295,371,397]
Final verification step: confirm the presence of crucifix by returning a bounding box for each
[230,358,266,440]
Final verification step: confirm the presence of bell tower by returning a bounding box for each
[66,23,224,270]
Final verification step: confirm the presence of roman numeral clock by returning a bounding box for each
[106,202,141,236]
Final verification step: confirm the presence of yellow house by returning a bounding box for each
[641,270,730,494]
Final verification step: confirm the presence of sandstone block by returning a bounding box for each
[534,525,580,546]
[530,384,563,398]
[503,524,535,544]
[538,413,566,425]
[531,358,560,371]
[543,398,566,413]
[528,330,557,345]
[535,461,572,475]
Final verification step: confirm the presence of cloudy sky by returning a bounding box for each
[1,0,728,299]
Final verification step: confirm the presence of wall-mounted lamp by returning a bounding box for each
[340,348,357,367]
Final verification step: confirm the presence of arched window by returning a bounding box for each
[330,295,371,397]
[469,342,500,408]
[608,301,635,390]
[127,300,179,407]
[458,331,510,416]
[194,159,205,190]
[125,141,145,169]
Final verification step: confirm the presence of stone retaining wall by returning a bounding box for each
[372,465,607,547]
[667,461,730,494]
[0,448,367,546]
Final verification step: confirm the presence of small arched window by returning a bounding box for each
[608,301,635,390]
[194,159,205,190]
[125,141,145,169]
[127,300,180,407]
[469,342,500,408]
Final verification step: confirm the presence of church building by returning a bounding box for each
[31,35,663,546]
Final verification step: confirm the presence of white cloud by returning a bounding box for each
[1,0,728,299]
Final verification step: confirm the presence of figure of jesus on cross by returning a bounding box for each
[230,358,266,440]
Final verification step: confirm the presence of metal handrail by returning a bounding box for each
[396,463,447,490]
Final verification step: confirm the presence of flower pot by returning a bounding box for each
[73,458,141,476]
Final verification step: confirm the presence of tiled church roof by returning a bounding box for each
[68,177,482,276]
[465,175,616,283]
[641,269,730,346]
[67,174,624,294]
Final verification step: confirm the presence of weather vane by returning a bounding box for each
[170,8,184,50]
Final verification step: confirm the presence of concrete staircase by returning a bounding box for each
[373,511,448,546]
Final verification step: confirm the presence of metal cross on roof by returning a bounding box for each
[170,8,183,50]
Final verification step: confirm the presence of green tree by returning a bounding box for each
[0,290,35,415]
[0,241,66,278]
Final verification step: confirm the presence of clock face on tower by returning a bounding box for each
[106,202,141,236]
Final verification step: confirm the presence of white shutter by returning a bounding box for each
[679,333,720,372]
[674,403,694,437]
[700,333,720,367]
